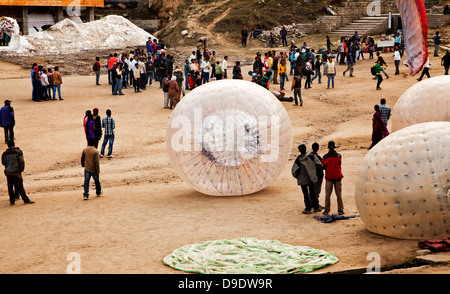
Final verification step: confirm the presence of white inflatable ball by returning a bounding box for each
[391,76,450,132]
[355,122,450,239]
[166,80,293,196]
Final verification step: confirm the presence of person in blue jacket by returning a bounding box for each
[0,100,15,144]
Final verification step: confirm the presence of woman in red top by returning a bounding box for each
[369,105,389,149]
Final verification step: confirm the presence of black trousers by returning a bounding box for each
[301,183,319,211]
[134,78,140,92]
[6,175,30,204]
[3,126,14,143]
[376,74,383,88]
[418,67,430,80]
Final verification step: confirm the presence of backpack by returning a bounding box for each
[370,66,376,75]
[260,75,270,88]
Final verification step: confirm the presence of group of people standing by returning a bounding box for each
[82,108,115,200]
[292,141,344,216]
[31,63,63,102]
[250,43,339,106]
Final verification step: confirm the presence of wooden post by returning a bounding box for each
[57,6,64,22]
[21,6,28,35]
[88,7,95,22]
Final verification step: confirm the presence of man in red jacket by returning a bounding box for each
[322,140,344,215]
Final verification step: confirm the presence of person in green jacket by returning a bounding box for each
[374,60,384,90]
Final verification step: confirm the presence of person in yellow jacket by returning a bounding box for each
[278,58,287,90]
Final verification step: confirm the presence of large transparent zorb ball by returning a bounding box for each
[391,76,450,132]
[166,80,293,196]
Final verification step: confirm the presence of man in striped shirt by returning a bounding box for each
[100,109,115,159]
[379,98,391,129]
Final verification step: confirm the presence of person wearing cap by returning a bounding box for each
[322,140,344,215]
[0,100,15,143]
[2,140,34,205]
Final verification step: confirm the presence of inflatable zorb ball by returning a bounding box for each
[355,122,450,239]
[391,76,450,132]
[166,80,293,196]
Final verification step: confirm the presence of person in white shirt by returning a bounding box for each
[417,58,430,81]
[201,59,211,84]
[138,57,147,90]
[222,56,228,79]
[393,46,401,75]
[40,69,50,100]
[189,51,196,64]
[324,57,337,89]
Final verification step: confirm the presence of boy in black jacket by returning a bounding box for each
[2,140,34,205]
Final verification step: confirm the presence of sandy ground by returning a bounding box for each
[0,49,448,274]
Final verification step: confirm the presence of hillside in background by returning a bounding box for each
[99,0,346,46]
[160,0,346,46]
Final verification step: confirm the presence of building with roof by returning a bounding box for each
[0,0,104,35]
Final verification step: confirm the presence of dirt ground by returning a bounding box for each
[0,42,448,274]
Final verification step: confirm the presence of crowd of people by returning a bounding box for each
[6,23,447,208]
[30,63,63,102]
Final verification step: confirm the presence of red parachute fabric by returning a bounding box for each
[394,0,428,76]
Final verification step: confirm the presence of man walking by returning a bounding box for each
[0,100,15,143]
[374,60,384,90]
[343,50,354,77]
[2,140,34,205]
[394,46,401,75]
[81,138,102,200]
[292,144,321,214]
[100,109,115,159]
[322,141,344,215]
[417,58,430,81]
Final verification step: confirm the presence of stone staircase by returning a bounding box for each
[329,15,390,37]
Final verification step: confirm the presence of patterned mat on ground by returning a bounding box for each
[163,238,339,274]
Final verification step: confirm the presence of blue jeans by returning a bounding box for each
[83,170,101,197]
[53,84,62,99]
[294,89,302,105]
[184,72,189,88]
[95,71,100,85]
[202,71,210,84]
[148,70,154,85]
[311,70,321,83]
[113,78,123,94]
[279,74,286,90]
[101,134,114,156]
[327,74,335,88]
[124,69,129,85]
[290,61,296,75]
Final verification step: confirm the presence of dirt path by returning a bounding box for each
[0,46,448,274]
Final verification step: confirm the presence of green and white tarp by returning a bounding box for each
[163,238,338,274]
